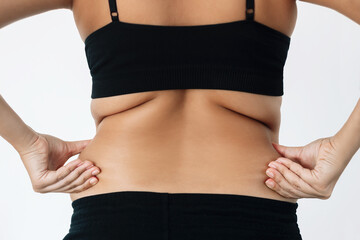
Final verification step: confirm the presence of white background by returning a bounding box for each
[1,1,360,239]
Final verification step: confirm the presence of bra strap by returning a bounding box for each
[246,0,255,20]
[108,0,119,22]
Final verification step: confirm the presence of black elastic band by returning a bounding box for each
[246,0,255,21]
[108,0,119,22]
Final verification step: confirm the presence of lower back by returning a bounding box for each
[70,89,296,204]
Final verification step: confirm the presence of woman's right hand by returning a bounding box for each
[264,136,348,200]
[18,132,101,194]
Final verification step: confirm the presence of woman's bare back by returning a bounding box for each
[68,0,298,203]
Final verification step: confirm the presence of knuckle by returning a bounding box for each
[313,183,332,199]
[280,162,289,170]
[70,188,80,193]
[75,165,87,175]
[278,189,289,198]
[79,162,94,171]
[272,184,279,191]
[56,170,66,182]
[283,191,293,199]
[67,183,76,190]
[287,187,298,196]
[32,186,40,193]
[62,177,74,186]
[32,181,45,193]
[73,185,86,194]
[64,163,74,173]
[322,193,331,200]
[62,166,72,175]
[267,168,276,178]
[285,161,293,169]
[84,160,93,166]
[292,180,302,190]
[73,159,83,166]
[279,157,288,164]
[66,175,88,189]
[272,164,282,173]
[87,166,97,173]
[293,183,301,190]
[80,184,88,191]
[65,162,73,169]
[314,182,329,193]
[319,191,331,200]
[293,168,302,177]
[274,175,282,184]
[78,175,88,183]
[71,188,80,194]
[33,185,45,193]
[271,181,280,191]
[74,160,84,167]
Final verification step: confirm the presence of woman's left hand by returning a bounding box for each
[264,136,347,200]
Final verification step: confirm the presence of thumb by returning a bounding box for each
[272,142,303,163]
[66,139,92,156]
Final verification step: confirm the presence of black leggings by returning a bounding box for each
[63,191,302,240]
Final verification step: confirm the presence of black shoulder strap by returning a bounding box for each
[246,0,255,21]
[108,0,119,22]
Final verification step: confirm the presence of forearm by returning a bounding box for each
[333,97,360,166]
[300,0,360,25]
[0,94,39,153]
[340,0,360,24]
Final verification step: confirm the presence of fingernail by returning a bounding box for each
[266,170,274,178]
[276,159,283,164]
[92,169,100,175]
[90,178,98,185]
[266,180,275,188]
[268,163,277,169]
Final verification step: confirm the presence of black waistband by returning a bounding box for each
[72,190,298,214]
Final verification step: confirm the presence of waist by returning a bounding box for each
[65,191,301,240]
[71,98,295,204]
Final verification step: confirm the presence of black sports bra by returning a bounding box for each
[85,0,291,99]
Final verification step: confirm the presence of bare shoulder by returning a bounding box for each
[0,0,73,29]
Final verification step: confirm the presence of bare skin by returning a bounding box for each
[69,0,298,203]
[1,0,358,204]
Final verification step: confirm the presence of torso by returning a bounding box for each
[70,0,298,203]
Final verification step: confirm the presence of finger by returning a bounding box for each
[55,165,100,193]
[275,157,314,183]
[54,159,85,182]
[272,143,303,163]
[265,168,303,199]
[66,139,92,156]
[267,161,319,198]
[42,159,91,186]
[41,160,97,192]
[68,176,99,193]
[265,178,297,199]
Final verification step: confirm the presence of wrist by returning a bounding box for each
[0,95,40,154]
[332,98,360,161]
[13,124,40,154]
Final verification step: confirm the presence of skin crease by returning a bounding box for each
[69,0,299,203]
